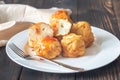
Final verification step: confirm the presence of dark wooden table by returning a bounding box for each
[0,0,120,80]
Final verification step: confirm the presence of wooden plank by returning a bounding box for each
[4,0,44,8]
[77,0,120,37]
[0,47,22,80]
[112,0,120,39]
[19,68,75,80]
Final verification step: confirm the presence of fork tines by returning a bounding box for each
[9,43,28,58]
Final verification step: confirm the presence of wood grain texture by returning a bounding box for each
[0,0,120,80]
[112,0,120,39]
[0,47,22,80]
[19,68,75,80]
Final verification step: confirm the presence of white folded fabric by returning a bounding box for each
[0,4,71,47]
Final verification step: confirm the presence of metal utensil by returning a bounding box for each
[9,43,84,72]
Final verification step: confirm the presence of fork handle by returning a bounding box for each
[26,56,84,72]
[51,60,84,71]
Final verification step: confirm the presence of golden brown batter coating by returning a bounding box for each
[34,37,61,59]
[71,21,94,47]
[61,33,85,57]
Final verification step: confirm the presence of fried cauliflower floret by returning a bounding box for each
[34,37,61,59]
[61,33,85,58]
[50,10,72,36]
[71,21,94,47]
[28,22,53,48]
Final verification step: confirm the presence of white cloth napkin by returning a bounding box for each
[0,4,71,47]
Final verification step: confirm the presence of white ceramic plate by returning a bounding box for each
[6,26,120,73]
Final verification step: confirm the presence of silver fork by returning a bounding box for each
[9,43,84,72]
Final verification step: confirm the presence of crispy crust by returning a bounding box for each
[34,37,61,59]
[71,21,94,47]
[61,33,85,57]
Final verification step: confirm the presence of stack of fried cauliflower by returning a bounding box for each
[28,10,94,59]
